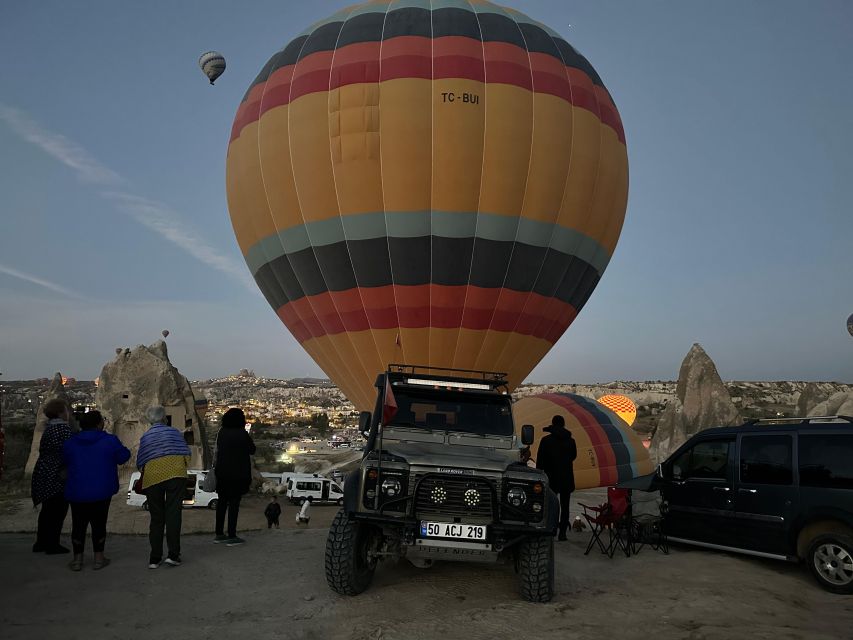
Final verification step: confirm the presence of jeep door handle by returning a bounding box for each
[712,486,730,492]
[738,488,757,494]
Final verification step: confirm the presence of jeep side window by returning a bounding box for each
[740,435,793,485]
[800,434,853,489]
[672,440,730,481]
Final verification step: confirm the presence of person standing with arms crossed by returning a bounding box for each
[536,415,577,541]
[213,407,256,546]
[137,406,191,568]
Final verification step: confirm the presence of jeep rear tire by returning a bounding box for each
[807,533,853,594]
[518,535,555,603]
[325,510,378,595]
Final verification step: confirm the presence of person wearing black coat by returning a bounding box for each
[536,415,577,541]
[213,408,256,546]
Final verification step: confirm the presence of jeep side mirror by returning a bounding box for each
[359,411,372,437]
[521,424,534,446]
[657,462,666,479]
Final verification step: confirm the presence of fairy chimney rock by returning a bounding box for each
[96,340,208,482]
[808,391,853,418]
[650,344,740,462]
[25,373,77,477]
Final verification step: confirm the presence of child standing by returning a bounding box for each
[264,496,282,529]
[295,498,311,525]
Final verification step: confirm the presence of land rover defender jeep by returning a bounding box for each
[324,365,559,602]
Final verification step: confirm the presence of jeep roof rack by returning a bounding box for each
[386,364,508,390]
[742,415,853,426]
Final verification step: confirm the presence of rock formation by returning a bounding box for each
[649,344,740,462]
[808,391,853,418]
[97,341,209,483]
[24,373,78,478]
[795,382,837,417]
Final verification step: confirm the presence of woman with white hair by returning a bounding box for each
[136,405,191,569]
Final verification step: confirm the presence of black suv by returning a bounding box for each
[655,416,853,592]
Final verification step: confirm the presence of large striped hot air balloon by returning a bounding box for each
[227,1,629,411]
[514,393,651,489]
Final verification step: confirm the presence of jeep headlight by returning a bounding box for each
[381,477,402,497]
[507,486,527,507]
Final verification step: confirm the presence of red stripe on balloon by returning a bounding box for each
[273,285,578,343]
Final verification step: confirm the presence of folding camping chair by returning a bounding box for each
[579,487,632,558]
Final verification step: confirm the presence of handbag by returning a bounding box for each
[133,469,145,494]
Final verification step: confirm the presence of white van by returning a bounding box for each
[126,469,219,510]
[286,476,344,505]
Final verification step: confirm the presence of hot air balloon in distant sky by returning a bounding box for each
[848,313,853,337]
[162,329,170,339]
[226,1,629,410]
[514,393,651,489]
[199,51,226,84]
[597,394,637,426]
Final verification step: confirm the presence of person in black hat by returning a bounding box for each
[536,415,577,541]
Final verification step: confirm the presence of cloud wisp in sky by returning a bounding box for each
[0,263,86,299]
[0,104,125,186]
[0,103,254,292]
[103,192,256,290]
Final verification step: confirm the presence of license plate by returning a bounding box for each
[420,521,487,541]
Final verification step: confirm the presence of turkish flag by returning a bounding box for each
[382,378,398,424]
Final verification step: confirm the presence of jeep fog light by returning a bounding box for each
[463,488,480,507]
[381,477,401,497]
[431,484,447,504]
[507,487,527,507]
[532,503,542,513]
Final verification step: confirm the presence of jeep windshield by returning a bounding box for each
[386,384,513,436]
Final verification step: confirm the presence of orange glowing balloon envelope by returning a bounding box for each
[596,394,637,426]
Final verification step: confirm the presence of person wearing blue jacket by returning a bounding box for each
[63,410,130,571]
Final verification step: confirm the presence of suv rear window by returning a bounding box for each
[672,440,731,481]
[800,434,853,489]
[740,435,793,485]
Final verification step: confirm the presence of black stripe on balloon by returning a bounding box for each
[337,11,387,48]
[241,7,610,101]
[297,21,346,62]
[252,237,600,311]
[383,6,431,39]
[431,7,482,40]
[475,12,526,49]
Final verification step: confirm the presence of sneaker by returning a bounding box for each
[148,559,162,569]
[164,557,182,567]
[213,535,229,544]
[225,536,246,547]
[558,533,568,542]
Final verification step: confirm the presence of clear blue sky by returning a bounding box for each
[1,1,851,384]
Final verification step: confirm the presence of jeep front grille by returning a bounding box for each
[413,474,496,520]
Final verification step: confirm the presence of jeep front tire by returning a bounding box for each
[325,510,378,595]
[517,535,555,602]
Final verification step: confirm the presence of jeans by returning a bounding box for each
[215,492,242,538]
[146,477,184,562]
[70,499,111,554]
[35,493,68,550]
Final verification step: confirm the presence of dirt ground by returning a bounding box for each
[2,492,852,640]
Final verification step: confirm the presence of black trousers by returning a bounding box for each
[146,477,185,562]
[557,489,573,535]
[35,493,68,550]
[70,499,111,554]
[267,516,279,528]
[215,492,242,538]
